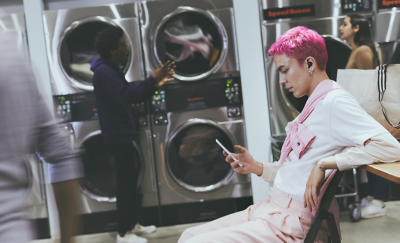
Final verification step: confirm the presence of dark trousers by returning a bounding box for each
[107,142,141,237]
[367,171,388,201]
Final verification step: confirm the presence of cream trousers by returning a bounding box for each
[178,187,328,243]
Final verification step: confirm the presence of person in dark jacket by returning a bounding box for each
[92,26,175,243]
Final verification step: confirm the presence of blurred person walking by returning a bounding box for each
[0,31,83,243]
[340,14,388,219]
[92,26,175,243]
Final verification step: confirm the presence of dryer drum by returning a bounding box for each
[154,7,228,81]
[58,17,131,90]
[78,133,143,202]
[165,121,235,192]
[279,36,351,114]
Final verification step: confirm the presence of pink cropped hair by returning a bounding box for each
[268,26,328,71]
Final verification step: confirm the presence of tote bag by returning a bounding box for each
[337,64,400,139]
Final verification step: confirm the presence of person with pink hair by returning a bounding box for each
[177,26,400,243]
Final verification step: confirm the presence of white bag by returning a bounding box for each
[337,64,400,139]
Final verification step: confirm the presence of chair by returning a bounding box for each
[304,170,345,243]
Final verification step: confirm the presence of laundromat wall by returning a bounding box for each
[6,0,271,238]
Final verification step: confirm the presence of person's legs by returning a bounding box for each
[366,171,376,198]
[373,175,388,201]
[108,143,140,237]
[362,172,388,218]
[179,207,250,243]
[184,219,287,243]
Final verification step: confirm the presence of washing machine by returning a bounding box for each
[44,3,160,234]
[375,2,400,64]
[43,2,145,95]
[375,1,400,200]
[139,0,240,81]
[150,77,252,226]
[0,13,51,239]
[261,0,373,155]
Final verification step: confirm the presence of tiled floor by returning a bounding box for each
[33,201,400,243]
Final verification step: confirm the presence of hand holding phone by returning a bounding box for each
[216,139,243,167]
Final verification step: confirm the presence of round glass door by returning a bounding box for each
[280,36,352,114]
[165,120,235,192]
[79,132,143,202]
[154,7,228,81]
[58,17,131,91]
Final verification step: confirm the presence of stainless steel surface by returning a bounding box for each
[72,118,159,215]
[153,7,228,81]
[376,9,400,43]
[139,0,239,81]
[43,3,145,95]
[164,118,236,192]
[262,0,359,136]
[151,107,251,206]
[0,13,29,59]
[376,9,400,65]
[43,4,159,220]
[77,130,144,203]
[378,41,399,64]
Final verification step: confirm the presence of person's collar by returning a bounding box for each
[101,57,121,71]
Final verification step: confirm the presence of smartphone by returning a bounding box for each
[216,139,243,167]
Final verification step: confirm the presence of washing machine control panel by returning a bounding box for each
[151,90,167,113]
[341,0,371,12]
[225,79,241,105]
[150,77,242,115]
[53,92,98,122]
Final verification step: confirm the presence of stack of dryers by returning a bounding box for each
[138,0,252,226]
[261,0,373,158]
[375,1,400,200]
[0,13,51,240]
[43,3,160,234]
[375,1,400,64]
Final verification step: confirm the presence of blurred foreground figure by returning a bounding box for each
[0,31,83,242]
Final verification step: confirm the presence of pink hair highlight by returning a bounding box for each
[268,26,328,71]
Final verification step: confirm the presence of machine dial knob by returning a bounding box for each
[228,107,240,117]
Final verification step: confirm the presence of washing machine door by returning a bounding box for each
[78,131,144,202]
[274,36,351,115]
[154,7,228,81]
[58,17,131,91]
[165,119,235,192]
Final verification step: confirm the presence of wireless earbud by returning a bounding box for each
[307,62,312,68]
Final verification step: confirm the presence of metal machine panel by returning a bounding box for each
[139,0,239,81]
[43,3,145,95]
[376,9,400,43]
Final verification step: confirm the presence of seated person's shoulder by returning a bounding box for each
[323,86,354,110]
[354,45,373,56]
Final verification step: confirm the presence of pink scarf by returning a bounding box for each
[277,79,343,237]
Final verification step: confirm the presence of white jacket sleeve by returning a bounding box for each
[335,132,400,171]
[258,161,283,183]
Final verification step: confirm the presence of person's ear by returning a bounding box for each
[353,24,360,33]
[305,57,314,70]
[305,57,315,75]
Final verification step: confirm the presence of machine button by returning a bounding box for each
[228,107,241,117]
[154,114,168,125]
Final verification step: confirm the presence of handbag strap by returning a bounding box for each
[377,64,400,129]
